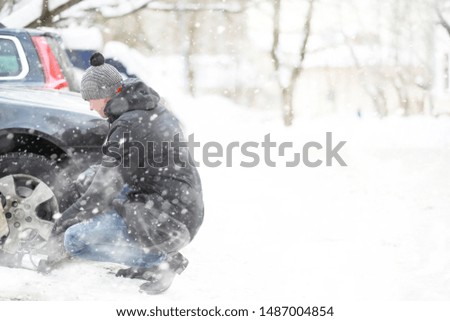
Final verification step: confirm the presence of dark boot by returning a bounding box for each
[115,266,149,279]
[138,270,177,295]
[116,253,189,294]
[139,252,189,294]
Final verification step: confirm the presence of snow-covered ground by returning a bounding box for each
[1,94,450,301]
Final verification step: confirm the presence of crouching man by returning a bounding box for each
[48,53,204,294]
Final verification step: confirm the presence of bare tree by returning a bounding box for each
[343,34,388,117]
[27,0,84,28]
[387,0,433,115]
[341,0,433,117]
[436,0,450,37]
[270,0,315,126]
[0,0,15,18]
[19,0,251,28]
[186,11,199,97]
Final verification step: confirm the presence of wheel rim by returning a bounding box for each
[0,174,58,254]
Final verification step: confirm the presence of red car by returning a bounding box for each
[0,25,78,91]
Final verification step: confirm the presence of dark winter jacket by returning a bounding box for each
[57,78,204,251]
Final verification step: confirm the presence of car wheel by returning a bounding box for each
[0,174,57,253]
[0,153,77,263]
[0,153,77,211]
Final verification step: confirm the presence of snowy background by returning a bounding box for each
[1,100,449,301]
[0,0,450,301]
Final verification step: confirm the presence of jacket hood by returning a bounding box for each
[104,78,160,122]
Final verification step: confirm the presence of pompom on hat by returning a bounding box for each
[80,52,123,100]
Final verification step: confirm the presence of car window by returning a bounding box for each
[0,38,22,77]
[0,35,29,80]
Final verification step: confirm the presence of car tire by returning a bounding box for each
[0,152,77,213]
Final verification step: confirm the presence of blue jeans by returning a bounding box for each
[64,211,165,268]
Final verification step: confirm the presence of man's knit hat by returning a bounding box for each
[81,52,123,100]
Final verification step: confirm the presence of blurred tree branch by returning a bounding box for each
[31,0,261,36]
[436,2,450,37]
[22,0,260,28]
[26,0,83,28]
[271,0,315,126]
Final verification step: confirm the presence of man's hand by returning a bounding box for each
[52,217,80,236]
[75,165,100,195]
[51,208,82,236]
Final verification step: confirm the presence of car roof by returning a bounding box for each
[0,26,61,39]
